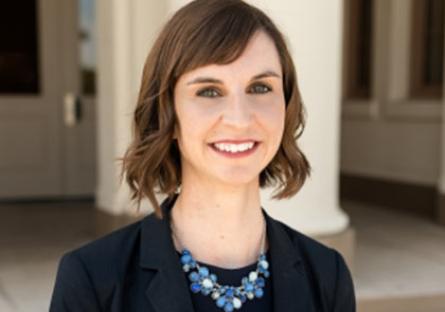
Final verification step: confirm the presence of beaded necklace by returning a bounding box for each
[170,217,270,312]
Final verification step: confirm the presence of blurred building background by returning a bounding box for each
[0,0,444,311]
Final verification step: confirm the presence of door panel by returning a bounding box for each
[0,0,97,199]
[0,0,63,198]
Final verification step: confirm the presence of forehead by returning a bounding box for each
[179,31,282,81]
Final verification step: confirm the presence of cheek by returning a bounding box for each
[175,101,216,148]
[256,97,286,137]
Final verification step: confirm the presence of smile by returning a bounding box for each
[214,142,255,153]
[209,141,260,158]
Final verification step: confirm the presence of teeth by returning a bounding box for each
[213,142,255,153]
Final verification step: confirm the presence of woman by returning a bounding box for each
[50,1,356,311]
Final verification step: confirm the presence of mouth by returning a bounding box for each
[208,141,260,158]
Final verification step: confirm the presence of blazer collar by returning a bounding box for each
[139,194,314,312]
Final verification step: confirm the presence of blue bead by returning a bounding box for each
[210,274,217,282]
[180,247,269,309]
[188,271,200,282]
[255,277,265,287]
[181,254,192,264]
[254,288,264,298]
[224,302,234,312]
[259,260,269,269]
[245,283,254,292]
[198,267,209,277]
[226,288,234,297]
[190,283,201,293]
[216,297,226,308]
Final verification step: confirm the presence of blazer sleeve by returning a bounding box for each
[332,250,356,312]
[50,252,102,312]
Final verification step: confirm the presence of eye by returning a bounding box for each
[249,83,272,94]
[196,88,221,98]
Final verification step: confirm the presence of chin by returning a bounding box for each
[213,170,261,187]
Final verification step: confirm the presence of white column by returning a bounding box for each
[96,0,168,215]
[247,0,349,236]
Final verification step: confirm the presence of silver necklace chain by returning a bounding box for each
[169,214,267,266]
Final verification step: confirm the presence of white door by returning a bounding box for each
[0,0,96,199]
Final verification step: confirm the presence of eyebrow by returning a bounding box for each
[186,70,281,85]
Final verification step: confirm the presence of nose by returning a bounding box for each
[221,92,253,129]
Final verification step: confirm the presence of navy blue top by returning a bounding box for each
[177,250,273,312]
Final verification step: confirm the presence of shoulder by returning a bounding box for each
[271,217,342,266]
[270,217,356,310]
[50,212,160,311]
[55,212,158,286]
[67,216,142,261]
[274,218,343,266]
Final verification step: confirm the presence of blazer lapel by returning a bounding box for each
[263,209,316,312]
[139,195,195,312]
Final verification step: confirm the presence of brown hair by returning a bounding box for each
[118,0,311,218]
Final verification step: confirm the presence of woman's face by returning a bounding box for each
[173,30,286,188]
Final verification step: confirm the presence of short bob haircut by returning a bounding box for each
[119,0,311,218]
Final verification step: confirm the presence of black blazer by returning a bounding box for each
[50,195,356,312]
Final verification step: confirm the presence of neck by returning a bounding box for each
[170,179,267,269]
